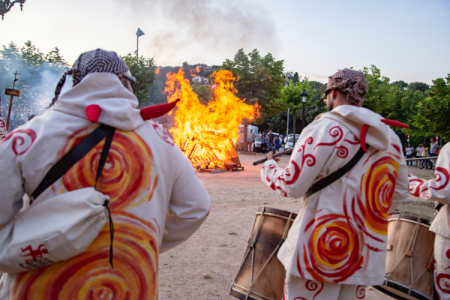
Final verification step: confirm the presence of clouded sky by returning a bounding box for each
[0,0,448,83]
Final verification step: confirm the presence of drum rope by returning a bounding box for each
[244,213,293,300]
[386,214,401,277]
[245,207,266,300]
[387,216,420,282]
[407,218,421,294]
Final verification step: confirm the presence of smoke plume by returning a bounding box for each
[115,0,279,65]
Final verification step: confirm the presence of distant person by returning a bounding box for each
[421,145,429,169]
[405,144,413,166]
[261,68,408,300]
[261,132,267,153]
[274,135,281,153]
[267,130,275,153]
[237,130,244,151]
[429,137,439,169]
[247,128,255,152]
[415,143,423,167]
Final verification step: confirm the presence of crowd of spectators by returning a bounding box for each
[405,137,442,170]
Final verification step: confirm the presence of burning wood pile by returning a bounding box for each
[165,69,259,171]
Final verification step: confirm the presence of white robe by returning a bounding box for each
[409,144,450,299]
[0,73,211,300]
[261,105,409,286]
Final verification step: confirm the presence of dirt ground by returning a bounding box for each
[159,153,437,300]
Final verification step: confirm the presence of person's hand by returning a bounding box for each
[267,151,280,162]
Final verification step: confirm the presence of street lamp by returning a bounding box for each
[0,0,25,20]
[300,89,308,137]
[285,74,293,139]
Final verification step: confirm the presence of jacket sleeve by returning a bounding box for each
[390,140,410,212]
[409,143,450,204]
[0,136,26,225]
[261,120,338,199]
[161,146,211,253]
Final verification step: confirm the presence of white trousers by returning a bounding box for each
[283,274,365,300]
[435,234,450,299]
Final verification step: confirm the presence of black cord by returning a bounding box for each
[103,199,114,268]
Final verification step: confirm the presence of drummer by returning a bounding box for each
[409,143,450,299]
[261,69,409,300]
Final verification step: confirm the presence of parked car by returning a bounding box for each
[252,137,263,152]
[280,134,287,144]
[284,135,300,151]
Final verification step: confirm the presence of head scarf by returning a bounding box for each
[49,49,129,107]
[325,68,368,104]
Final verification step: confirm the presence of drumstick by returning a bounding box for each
[253,149,293,166]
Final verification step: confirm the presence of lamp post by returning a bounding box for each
[300,89,308,138]
[0,0,25,20]
[286,74,293,138]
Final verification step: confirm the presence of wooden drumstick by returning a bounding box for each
[253,149,293,166]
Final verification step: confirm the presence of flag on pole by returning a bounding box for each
[136,28,145,37]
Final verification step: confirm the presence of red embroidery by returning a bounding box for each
[336,146,349,158]
[391,143,401,153]
[344,135,359,145]
[313,126,343,150]
[0,129,37,155]
[0,119,5,128]
[305,280,324,300]
[20,245,48,264]
[152,123,174,146]
[436,273,450,294]
[356,285,365,299]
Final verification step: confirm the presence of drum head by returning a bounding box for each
[375,278,433,300]
[389,213,431,226]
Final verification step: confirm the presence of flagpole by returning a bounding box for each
[136,28,145,65]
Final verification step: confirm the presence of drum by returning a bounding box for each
[230,207,297,300]
[374,213,435,300]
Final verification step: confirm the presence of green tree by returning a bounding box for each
[120,53,156,106]
[277,80,316,144]
[414,75,450,139]
[222,48,285,150]
[408,82,430,93]
[0,41,68,116]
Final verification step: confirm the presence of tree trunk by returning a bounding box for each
[292,109,296,148]
[243,118,248,152]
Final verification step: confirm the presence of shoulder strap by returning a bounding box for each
[31,124,115,200]
[305,146,369,198]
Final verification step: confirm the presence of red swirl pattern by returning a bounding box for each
[356,285,365,299]
[303,214,364,283]
[305,280,323,299]
[56,127,154,210]
[359,156,399,235]
[13,212,159,300]
[0,128,36,155]
[313,126,343,150]
[437,273,450,294]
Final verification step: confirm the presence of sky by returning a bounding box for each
[0,0,448,84]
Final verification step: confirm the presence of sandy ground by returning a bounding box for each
[159,153,437,300]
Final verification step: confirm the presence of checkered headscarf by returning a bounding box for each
[325,68,369,104]
[50,49,129,107]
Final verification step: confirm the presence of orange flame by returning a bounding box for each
[155,67,160,75]
[164,69,259,168]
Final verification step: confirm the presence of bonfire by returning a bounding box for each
[164,69,259,170]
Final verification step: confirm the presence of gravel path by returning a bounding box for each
[159,153,436,299]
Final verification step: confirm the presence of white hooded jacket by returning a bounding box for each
[0,73,210,300]
[261,105,409,285]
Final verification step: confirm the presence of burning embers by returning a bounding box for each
[165,69,259,170]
